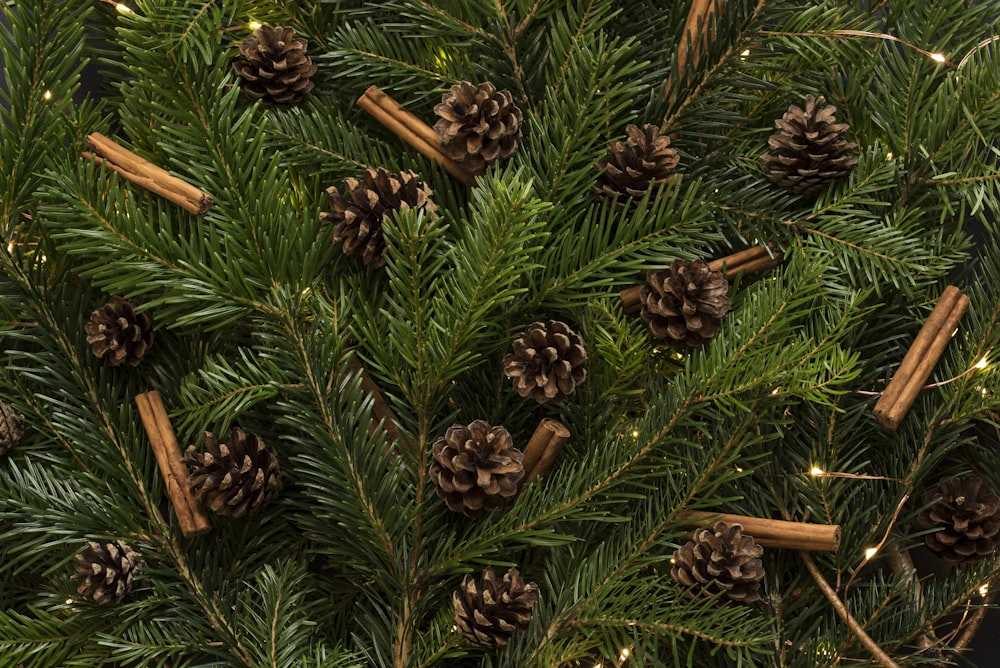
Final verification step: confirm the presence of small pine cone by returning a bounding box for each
[321,168,437,268]
[232,26,317,105]
[640,259,730,349]
[185,428,281,518]
[594,124,679,199]
[0,400,24,455]
[913,476,1000,563]
[762,94,858,195]
[453,567,538,647]
[671,521,765,604]
[429,420,524,517]
[503,320,587,404]
[72,540,140,605]
[433,81,523,174]
[84,296,154,367]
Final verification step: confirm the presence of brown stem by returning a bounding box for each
[954,590,996,651]
[801,552,902,668]
[884,545,936,650]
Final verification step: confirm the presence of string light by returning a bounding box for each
[248,20,263,30]
[886,151,894,160]
[810,466,825,476]
[864,546,879,560]
[65,597,73,604]
[618,647,631,662]
[42,90,52,101]
[630,429,639,439]
[115,2,134,13]
[930,53,946,63]
[979,582,990,597]
[975,356,989,369]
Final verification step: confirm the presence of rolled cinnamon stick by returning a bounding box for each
[620,245,778,313]
[348,357,405,447]
[85,133,213,215]
[676,510,840,551]
[135,391,212,538]
[357,86,476,186]
[665,0,726,102]
[523,419,570,484]
[874,286,970,430]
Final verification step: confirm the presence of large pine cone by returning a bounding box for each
[433,81,523,174]
[594,124,679,199]
[321,168,437,268]
[503,320,587,404]
[429,420,524,517]
[232,25,317,105]
[0,400,24,455]
[72,540,140,605]
[640,259,730,348]
[185,428,281,518]
[453,567,538,647]
[913,476,1000,563]
[84,296,154,367]
[671,521,765,604]
[762,94,858,195]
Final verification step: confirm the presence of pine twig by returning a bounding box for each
[800,552,901,668]
[954,590,996,651]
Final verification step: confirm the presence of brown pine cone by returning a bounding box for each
[913,476,1000,563]
[232,26,317,105]
[0,400,24,455]
[594,123,679,199]
[762,94,858,195]
[185,428,281,518]
[72,540,140,605]
[453,567,538,647]
[84,296,154,367]
[503,320,587,404]
[640,259,730,348]
[429,420,524,517]
[321,168,437,267]
[671,521,765,603]
[433,81,523,174]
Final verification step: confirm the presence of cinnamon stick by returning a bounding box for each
[348,357,405,448]
[676,510,841,551]
[357,86,476,186]
[666,0,726,102]
[84,133,213,215]
[874,286,969,430]
[620,245,779,313]
[522,418,570,483]
[135,391,212,538]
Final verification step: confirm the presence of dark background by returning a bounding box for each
[1,7,997,667]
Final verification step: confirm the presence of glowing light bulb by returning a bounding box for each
[619,647,631,661]
[975,356,988,369]
[735,466,744,473]
[248,20,263,30]
[810,467,825,476]
[886,151,894,160]
[864,546,878,560]
[65,598,73,604]
[670,557,676,564]
[631,429,639,439]
[930,53,946,63]
[979,583,989,596]
[115,2,133,13]
[42,90,52,101]
[740,49,750,57]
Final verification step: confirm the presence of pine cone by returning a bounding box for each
[762,94,858,195]
[594,124,679,199]
[453,567,538,647]
[671,521,765,604]
[232,25,317,106]
[72,540,140,605]
[84,296,154,367]
[640,259,730,348]
[503,320,587,404]
[185,428,281,518]
[429,420,524,517]
[0,400,24,455]
[913,476,1000,563]
[321,168,437,267]
[433,81,523,174]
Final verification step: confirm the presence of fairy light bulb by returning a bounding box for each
[115,2,133,13]
[975,356,988,369]
[248,20,263,30]
[810,467,825,476]
[864,546,879,560]
[42,90,52,101]
[930,53,946,63]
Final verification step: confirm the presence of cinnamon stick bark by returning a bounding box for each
[874,286,970,430]
[357,86,476,186]
[135,391,212,538]
[522,418,570,483]
[85,133,213,215]
[675,510,841,551]
[665,0,726,102]
[620,245,779,313]
[348,357,405,448]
